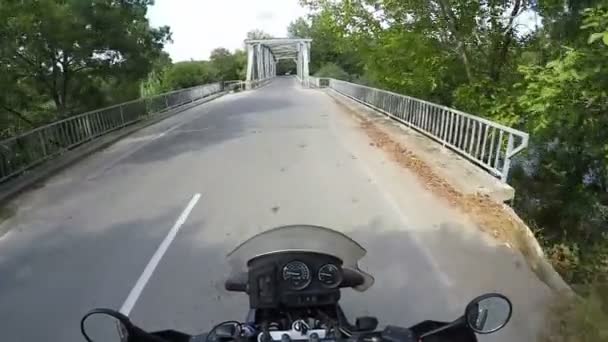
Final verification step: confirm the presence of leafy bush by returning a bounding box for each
[452,80,523,127]
[163,61,218,91]
[314,63,350,81]
[542,284,608,341]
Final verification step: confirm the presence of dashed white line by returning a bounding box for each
[119,193,201,315]
[156,124,181,138]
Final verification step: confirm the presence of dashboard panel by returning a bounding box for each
[246,251,343,308]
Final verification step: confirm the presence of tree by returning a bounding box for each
[246,29,272,40]
[0,0,171,121]
[209,48,240,81]
[296,0,608,288]
[233,49,248,79]
[276,59,296,75]
[140,52,173,97]
[288,11,364,76]
[314,62,349,80]
[288,18,311,39]
[162,61,217,90]
[510,7,608,283]
[300,0,534,84]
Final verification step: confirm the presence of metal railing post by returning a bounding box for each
[0,82,225,184]
[38,130,47,158]
[501,134,515,183]
[325,78,529,183]
[119,105,125,126]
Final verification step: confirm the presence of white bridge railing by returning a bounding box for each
[0,83,227,184]
[311,77,529,183]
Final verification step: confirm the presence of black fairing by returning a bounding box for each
[149,331,192,342]
[410,321,477,342]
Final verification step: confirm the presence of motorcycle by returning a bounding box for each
[81,225,512,342]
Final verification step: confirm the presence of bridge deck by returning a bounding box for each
[0,78,548,341]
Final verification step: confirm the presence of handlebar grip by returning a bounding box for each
[225,280,247,292]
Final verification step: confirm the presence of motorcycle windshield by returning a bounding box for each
[227,225,374,291]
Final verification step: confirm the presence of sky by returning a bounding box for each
[147,0,308,62]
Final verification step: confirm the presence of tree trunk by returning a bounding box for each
[458,42,474,82]
[1,105,35,126]
[60,55,70,116]
[489,0,522,82]
[436,0,474,82]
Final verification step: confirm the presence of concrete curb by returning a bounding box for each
[325,89,516,203]
[322,87,572,295]
[0,92,227,206]
[501,205,572,293]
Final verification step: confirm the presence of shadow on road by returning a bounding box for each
[118,88,294,167]
[0,207,182,341]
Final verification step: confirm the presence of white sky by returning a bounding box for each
[147,0,307,62]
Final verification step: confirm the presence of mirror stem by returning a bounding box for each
[418,316,466,340]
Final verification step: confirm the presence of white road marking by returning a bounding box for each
[156,124,181,138]
[119,193,201,315]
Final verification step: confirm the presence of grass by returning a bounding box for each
[332,93,608,341]
[541,284,608,341]
[0,205,15,236]
[0,205,14,222]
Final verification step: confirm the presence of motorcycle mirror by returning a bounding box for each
[81,309,130,342]
[464,293,512,334]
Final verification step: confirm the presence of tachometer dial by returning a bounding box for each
[318,264,342,288]
[282,261,311,290]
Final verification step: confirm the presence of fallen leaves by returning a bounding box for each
[358,112,522,249]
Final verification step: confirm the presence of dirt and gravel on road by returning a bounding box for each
[332,96,570,294]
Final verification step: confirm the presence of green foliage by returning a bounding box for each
[542,284,608,341]
[276,59,296,76]
[288,11,363,76]
[0,205,15,225]
[583,6,608,46]
[294,2,608,335]
[139,47,247,97]
[314,63,350,80]
[162,61,217,90]
[232,50,248,80]
[246,29,272,40]
[0,2,250,139]
[364,29,460,103]
[511,40,608,285]
[452,81,522,127]
[210,48,242,81]
[0,0,170,135]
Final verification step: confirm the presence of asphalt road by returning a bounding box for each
[0,78,551,341]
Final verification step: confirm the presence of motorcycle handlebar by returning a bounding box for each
[225,279,247,292]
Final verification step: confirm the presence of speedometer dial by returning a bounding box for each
[282,261,311,290]
[318,264,342,288]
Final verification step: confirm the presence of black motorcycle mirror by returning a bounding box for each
[81,308,169,342]
[80,309,130,342]
[465,293,512,334]
[419,293,512,339]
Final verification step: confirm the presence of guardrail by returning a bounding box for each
[0,82,224,184]
[325,79,529,183]
[232,78,273,91]
[309,77,329,88]
[249,78,272,89]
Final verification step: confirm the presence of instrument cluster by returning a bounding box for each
[282,260,342,290]
[246,251,346,308]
